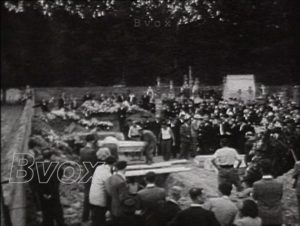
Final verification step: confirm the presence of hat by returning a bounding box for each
[193,114,203,120]
[245,131,254,136]
[96,147,111,161]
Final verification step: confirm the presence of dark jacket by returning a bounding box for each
[137,185,166,226]
[158,200,181,226]
[105,174,129,217]
[79,146,97,183]
[168,206,221,226]
[253,177,283,225]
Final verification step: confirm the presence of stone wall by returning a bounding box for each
[1,98,34,226]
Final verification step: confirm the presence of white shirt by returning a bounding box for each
[161,127,172,140]
[128,125,141,138]
[89,164,112,207]
[213,147,240,166]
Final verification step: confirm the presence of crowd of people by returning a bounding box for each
[29,85,300,226]
[29,139,298,226]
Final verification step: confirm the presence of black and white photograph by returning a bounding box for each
[1,0,299,226]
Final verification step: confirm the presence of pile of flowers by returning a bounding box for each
[80,100,120,115]
[78,118,113,129]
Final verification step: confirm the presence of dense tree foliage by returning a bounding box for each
[1,0,299,87]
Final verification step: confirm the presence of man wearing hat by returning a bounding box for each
[105,161,129,219]
[89,155,116,226]
[168,187,220,226]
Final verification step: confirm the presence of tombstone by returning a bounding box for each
[168,80,175,99]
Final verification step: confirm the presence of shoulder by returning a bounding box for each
[253,180,263,187]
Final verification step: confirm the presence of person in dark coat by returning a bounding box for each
[106,197,144,226]
[31,151,66,226]
[137,172,166,226]
[179,118,192,159]
[157,186,182,226]
[171,115,185,158]
[252,160,283,226]
[79,134,97,223]
[105,161,129,219]
[168,187,220,226]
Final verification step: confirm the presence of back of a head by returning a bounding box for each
[189,187,203,201]
[240,200,259,218]
[115,161,127,171]
[170,186,183,200]
[260,159,272,175]
[105,156,116,165]
[220,138,230,147]
[218,182,232,196]
[86,134,95,143]
[145,171,156,183]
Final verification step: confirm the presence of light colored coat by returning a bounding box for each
[89,164,112,207]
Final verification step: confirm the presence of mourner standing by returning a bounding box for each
[211,138,242,191]
[253,160,283,226]
[158,121,175,161]
[89,155,116,226]
[79,134,97,223]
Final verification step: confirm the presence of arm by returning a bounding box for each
[170,128,175,145]
[128,127,132,138]
[252,183,258,200]
[211,157,220,171]
[210,212,221,226]
[234,150,242,168]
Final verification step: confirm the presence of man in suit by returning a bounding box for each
[171,114,185,158]
[31,151,66,226]
[168,187,220,226]
[105,161,129,219]
[179,118,192,159]
[80,134,97,223]
[158,186,182,226]
[205,182,238,226]
[137,172,166,226]
[253,160,283,226]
